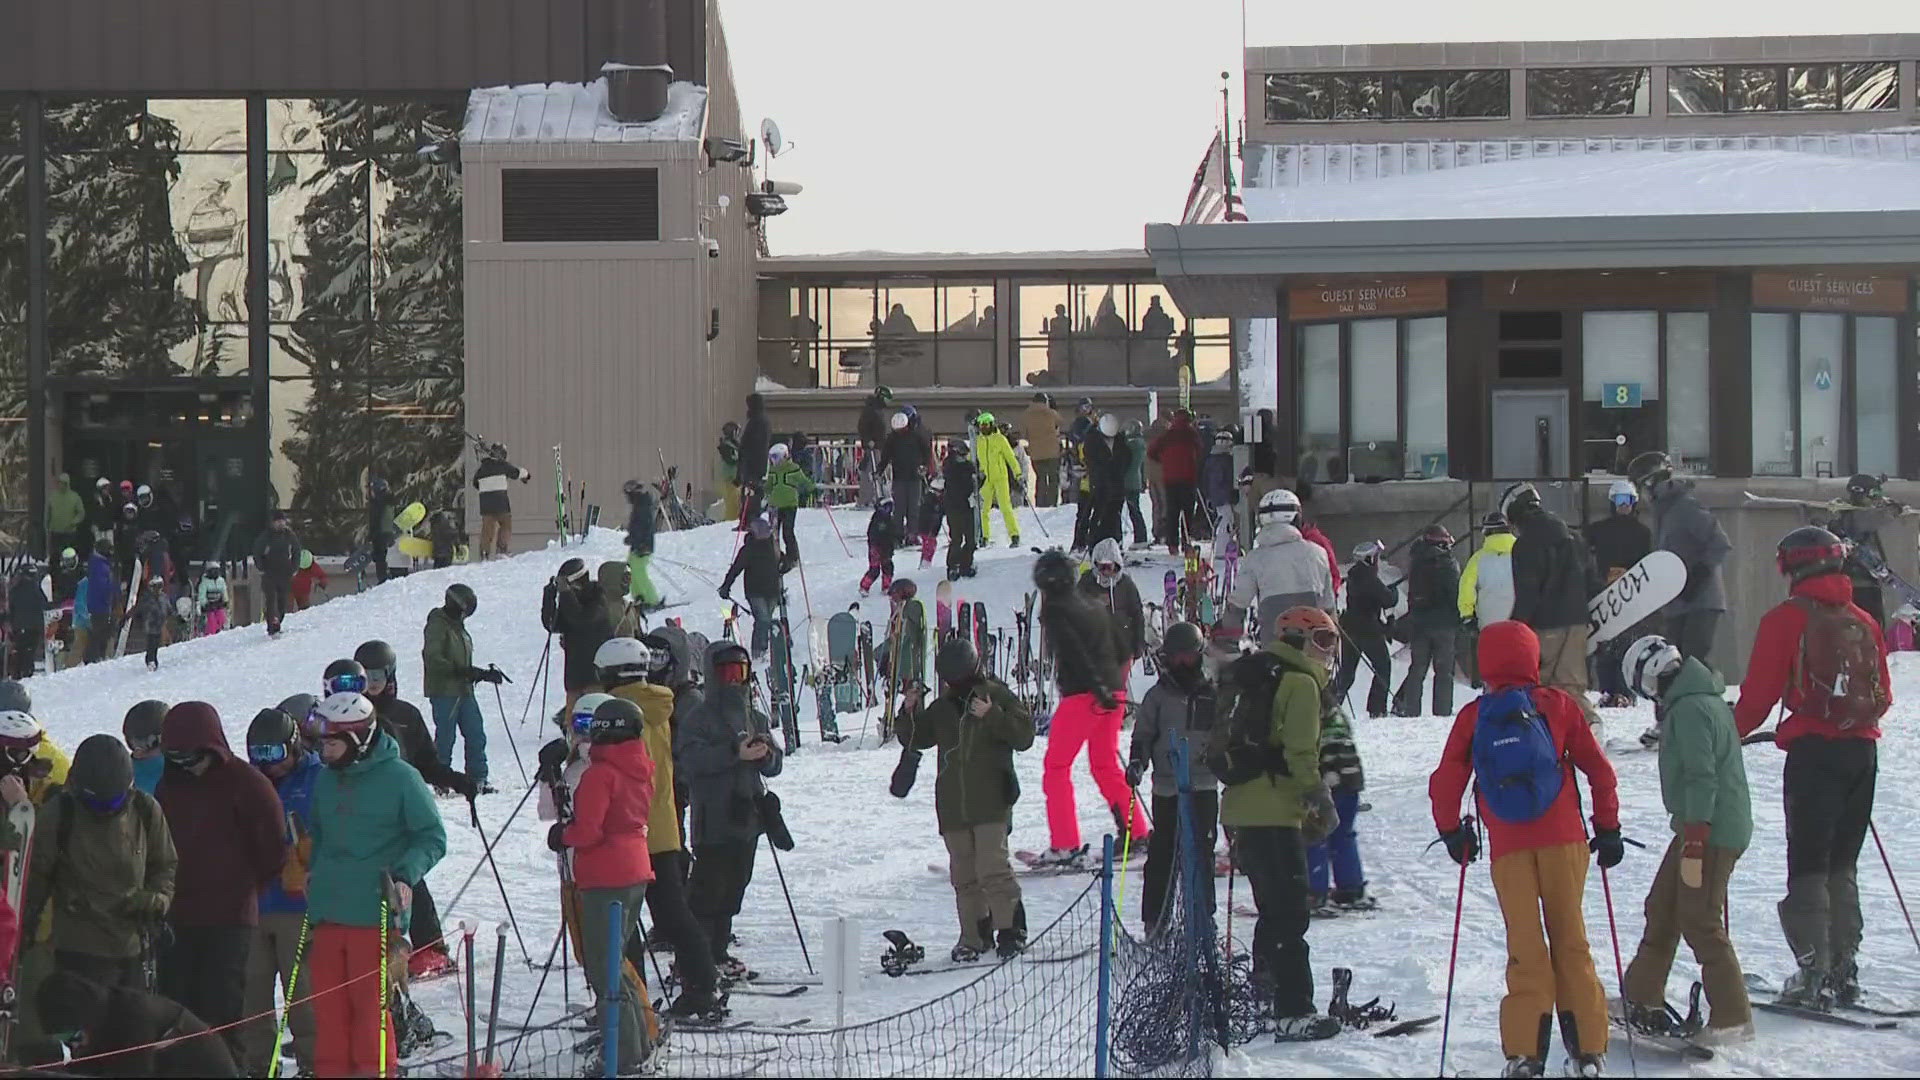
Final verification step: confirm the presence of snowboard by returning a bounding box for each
[957,600,972,658]
[936,580,954,640]
[970,602,988,668]
[828,611,861,714]
[1585,550,1687,654]
[112,556,149,658]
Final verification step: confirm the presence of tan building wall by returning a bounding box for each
[700,0,761,503]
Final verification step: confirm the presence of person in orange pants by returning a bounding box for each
[1429,621,1621,1080]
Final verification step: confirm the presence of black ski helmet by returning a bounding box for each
[557,557,588,585]
[875,385,894,404]
[1776,525,1850,583]
[69,734,135,809]
[369,477,390,498]
[1480,510,1509,534]
[1159,621,1206,665]
[354,640,398,687]
[1626,450,1674,491]
[0,679,29,715]
[1847,473,1884,503]
[122,699,168,749]
[323,658,367,697]
[1033,549,1077,594]
[445,583,478,618]
[623,478,645,501]
[1498,481,1542,521]
[935,638,981,686]
[587,697,643,744]
[247,708,302,762]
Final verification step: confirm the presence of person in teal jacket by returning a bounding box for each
[304,691,447,1078]
[762,443,815,570]
[122,700,168,795]
[1619,637,1753,1043]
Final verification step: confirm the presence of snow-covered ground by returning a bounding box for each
[25,507,1920,1076]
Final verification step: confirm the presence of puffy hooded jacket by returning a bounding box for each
[677,645,784,847]
[1022,403,1063,462]
[155,702,288,927]
[1219,638,1324,828]
[903,676,1035,832]
[1039,588,1118,699]
[422,604,475,699]
[84,551,116,617]
[563,738,656,890]
[24,787,176,959]
[1656,657,1752,852]
[1130,673,1218,797]
[1227,522,1335,642]
[606,681,682,854]
[1341,559,1398,635]
[1648,478,1731,615]
[1147,418,1202,485]
[46,475,86,535]
[882,426,931,479]
[1459,532,1516,626]
[543,575,613,693]
[625,490,658,556]
[1428,622,1620,860]
[1405,536,1461,630]
[1509,509,1596,630]
[1078,563,1146,666]
[308,731,446,929]
[1733,571,1889,748]
[720,533,783,601]
[1199,447,1235,510]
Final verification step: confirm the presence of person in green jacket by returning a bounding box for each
[1619,636,1753,1043]
[895,638,1036,963]
[422,583,506,792]
[1218,606,1341,1042]
[762,443,815,570]
[46,472,87,560]
[304,691,447,1078]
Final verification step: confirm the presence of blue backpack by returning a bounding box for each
[1469,686,1564,823]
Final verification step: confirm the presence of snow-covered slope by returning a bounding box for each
[26,508,1920,1076]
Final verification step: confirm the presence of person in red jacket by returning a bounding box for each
[289,550,328,610]
[1732,526,1889,1010]
[155,701,288,1060]
[1297,514,1342,595]
[1146,409,1204,552]
[1429,621,1620,1079]
[548,697,657,1073]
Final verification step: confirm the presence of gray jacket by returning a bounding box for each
[675,645,783,847]
[1650,479,1731,615]
[1129,678,1217,797]
[1227,521,1335,642]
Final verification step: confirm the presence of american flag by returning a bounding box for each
[1180,132,1247,224]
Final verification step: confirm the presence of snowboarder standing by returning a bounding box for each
[1148,408,1204,553]
[623,480,665,611]
[1393,525,1460,718]
[1501,482,1603,731]
[720,515,784,660]
[1033,550,1148,868]
[1125,621,1218,937]
[423,583,506,793]
[1333,539,1396,718]
[1429,620,1620,1078]
[680,641,784,981]
[898,638,1035,961]
[1629,452,1732,665]
[251,511,301,638]
[1733,525,1890,1010]
[1586,480,1654,710]
[763,442,815,570]
[1080,538,1145,693]
[1224,489,1335,644]
[235,707,321,1075]
[471,441,530,559]
[974,412,1023,547]
[542,558,613,713]
[859,498,899,597]
[1617,635,1753,1043]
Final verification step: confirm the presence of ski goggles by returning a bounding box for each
[1610,493,1637,509]
[164,749,207,769]
[1284,626,1341,652]
[714,659,752,686]
[249,742,290,766]
[80,789,129,814]
[325,671,368,696]
[570,709,596,734]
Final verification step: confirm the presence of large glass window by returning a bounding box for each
[1855,317,1898,478]
[1670,62,1898,114]
[1294,315,1450,483]
[1264,69,1509,122]
[1665,313,1711,473]
[759,279,1003,389]
[1751,313,1797,476]
[1526,67,1651,117]
[1348,319,1398,480]
[1581,312,1660,475]
[1009,279,1223,389]
[1297,324,1341,483]
[1749,311,1891,479]
[1404,317,1447,478]
[1799,313,1846,478]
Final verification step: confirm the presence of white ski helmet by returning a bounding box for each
[569,691,617,735]
[1258,487,1301,524]
[174,596,194,619]
[768,442,790,464]
[1351,539,1385,562]
[0,710,44,768]
[1607,479,1637,504]
[890,412,909,431]
[594,637,660,684]
[1621,635,1684,701]
[1098,413,1120,437]
[313,692,378,759]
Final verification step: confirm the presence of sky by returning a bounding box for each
[717,0,1911,255]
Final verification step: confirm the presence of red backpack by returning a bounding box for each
[1791,598,1890,729]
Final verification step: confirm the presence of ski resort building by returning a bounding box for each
[1148,33,1920,677]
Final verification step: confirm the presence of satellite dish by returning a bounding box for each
[760,117,785,158]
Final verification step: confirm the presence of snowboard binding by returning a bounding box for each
[1327,966,1397,1030]
[880,930,926,978]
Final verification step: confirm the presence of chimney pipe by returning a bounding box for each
[603,0,672,122]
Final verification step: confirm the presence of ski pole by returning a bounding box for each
[766,834,814,974]
[469,809,535,967]
[516,635,553,726]
[463,922,477,1076]
[505,925,568,1073]
[1600,863,1639,1079]
[1870,820,1920,956]
[488,678,530,786]
[267,914,311,1078]
[1436,853,1467,1079]
[819,499,856,560]
[445,780,538,913]
[378,876,391,1079]
[485,922,508,1067]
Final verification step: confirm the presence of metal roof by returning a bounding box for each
[462,77,707,144]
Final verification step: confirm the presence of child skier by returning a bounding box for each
[1429,620,1621,1078]
[860,498,898,597]
[1618,634,1753,1043]
[238,707,321,1075]
[196,565,229,635]
[122,700,167,795]
[624,480,665,610]
[1306,685,1370,911]
[943,443,979,579]
[898,638,1035,961]
[133,575,167,671]
[719,514,783,661]
[1125,621,1217,937]
[919,476,946,569]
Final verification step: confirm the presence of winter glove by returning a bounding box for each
[1300,784,1338,844]
[1093,687,1119,712]
[1589,827,1625,870]
[1679,821,1710,890]
[445,771,480,800]
[1124,749,1148,790]
[537,739,570,784]
[889,747,922,799]
[125,889,171,921]
[546,822,569,853]
[464,666,491,684]
[1438,820,1479,866]
[487,665,512,685]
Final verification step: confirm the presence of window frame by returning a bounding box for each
[1745,306,1894,479]
[1291,313,1452,483]
[1666,62,1899,114]
[1263,69,1511,123]
[1524,66,1652,118]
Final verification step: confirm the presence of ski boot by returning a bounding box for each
[1330,886,1377,912]
[407,943,457,982]
[1032,845,1092,871]
[994,927,1025,960]
[1564,1055,1605,1077]
[1780,965,1836,1011]
[1500,1058,1546,1078]
[664,987,729,1025]
[715,956,757,984]
[951,942,985,964]
[1637,725,1661,750]
[1826,957,1862,1007]
[1272,1013,1340,1041]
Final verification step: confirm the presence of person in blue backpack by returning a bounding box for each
[1428,620,1621,1080]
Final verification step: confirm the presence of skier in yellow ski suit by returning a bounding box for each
[974,413,1023,546]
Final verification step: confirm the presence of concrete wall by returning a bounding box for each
[697,0,761,505]
[1299,476,1920,684]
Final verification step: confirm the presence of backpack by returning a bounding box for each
[1206,651,1290,786]
[1791,598,1890,729]
[1469,685,1565,824]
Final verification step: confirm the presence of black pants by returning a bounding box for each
[1333,628,1392,716]
[262,576,292,632]
[687,840,758,964]
[776,507,800,566]
[410,877,442,952]
[160,924,251,1056]
[1781,736,1878,974]
[9,628,36,679]
[84,612,113,663]
[946,509,976,575]
[1666,610,1721,667]
[1124,493,1150,546]
[1231,825,1313,1017]
[1142,791,1218,935]
[55,949,146,991]
[1396,626,1456,715]
[634,850,719,997]
[143,629,160,668]
[1164,482,1201,550]
[1090,491,1123,550]
[1072,492,1096,551]
[892,476,922,543]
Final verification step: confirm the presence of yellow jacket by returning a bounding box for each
[1458,532,1516,623]
[607,681,681,855]
[978,430,1020,487]
[31,739,69,804]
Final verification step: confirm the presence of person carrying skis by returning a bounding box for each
[1829,472,1906,629]
[1585,480,1653,710]
[1224,488,1335,645]
[1125,621,1218,937]
[1429,620,1621,1079]
[472,441,530,559]
[859,498,899,598]
[304,691,447,1079]
[974,412,1023,547]
[1306,679,1370,911]
[881,408,932,545]
[942,443,979,578]
[542,557,614,714]
[251,510,301,638]
[423,583,506,793]
[1733,525,1890,1010]
[1333,539,1396,718]
[1080,538,1145,694]
[763,442,814,570]
[546,696,659,1072]
[623,480,665,611]
[1148,408,1204,553]
[720,514,784,660]
[857,386,894,506]
[1617,635,1753,1043]
[898,638,1036,961]
[235,707,321,1075]
[1033,549,1148,868]
[1021,393,1064,507]
[122,700,168,795]
[737,393,773,522]
[154,701,288,1058]
[1501,482,1603,731]
[680,641,784,982]
[1394,524,1460,718]
[1211,606,1342,1041]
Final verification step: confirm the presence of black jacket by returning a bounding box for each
[1586,512,1652,575]
[857,396,889,448]
[1340,560,1398,635]
[738,405,772,484]
[36,969,239,1077]
[367,489,395,547]
[625,490,658,556]
[542,578,614,692]
[866,506,898,547]
[1040,589,1118,699]
[373,691,469,794]
[1510,510,1597,630]
[252,525,302,581]
[1405,537,1461,630]
[883,428,931,479]
[1078,570,1146,663]
[472,457,527,517]
[1083,433,1127,497]
[8,573,44,632]
[942,454,978,504]
[721,534,783,601]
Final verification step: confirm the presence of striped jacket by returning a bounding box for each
[473,458,528,516]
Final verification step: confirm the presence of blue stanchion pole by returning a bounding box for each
[1097,834,1114,1080]
[604,900,622,1079]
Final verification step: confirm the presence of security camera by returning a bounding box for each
[704,237,720,259]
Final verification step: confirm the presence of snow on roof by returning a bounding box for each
[1242,131,1920,222]
[462,77,707,144]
